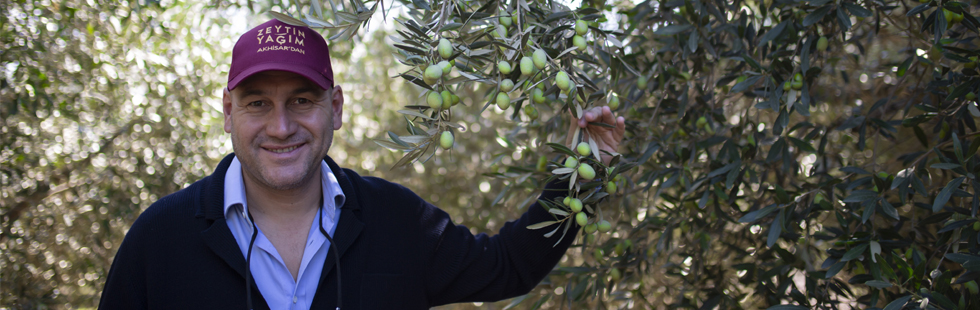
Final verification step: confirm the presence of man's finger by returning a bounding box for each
[599,106,616,125]
[615,116,626,141]
[578,108,595,128]
[579,106,607,128]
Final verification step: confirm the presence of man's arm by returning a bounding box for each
[422,106,626,305]
[420,180,574,306]
[99,218,149,309]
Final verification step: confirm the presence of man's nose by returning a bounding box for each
[265,104,296,139]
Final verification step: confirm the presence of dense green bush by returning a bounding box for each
[360,0,980,308]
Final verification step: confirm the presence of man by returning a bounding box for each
[99,19,626,309]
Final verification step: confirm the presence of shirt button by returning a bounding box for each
[293,296,298,303]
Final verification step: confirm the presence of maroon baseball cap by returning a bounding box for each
[228,19,334,90]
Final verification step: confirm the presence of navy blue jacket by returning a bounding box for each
[99,154,577,309]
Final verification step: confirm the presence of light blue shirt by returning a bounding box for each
[223,157,345,310]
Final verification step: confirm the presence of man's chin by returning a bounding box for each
[256,168,317,190]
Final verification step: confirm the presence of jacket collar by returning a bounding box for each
[322,154,361,211]
[200,154,235,220]
[199,153,361,221]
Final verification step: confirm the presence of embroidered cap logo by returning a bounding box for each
[255,24,306,54]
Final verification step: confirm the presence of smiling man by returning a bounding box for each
[99,19,625,310]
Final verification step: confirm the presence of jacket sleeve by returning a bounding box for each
[98,215,150,309]
[422,180,576,306]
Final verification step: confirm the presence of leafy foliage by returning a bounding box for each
[1,0,239,306]
[356,0,980,308]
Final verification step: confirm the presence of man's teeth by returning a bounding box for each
[270,146,297,153]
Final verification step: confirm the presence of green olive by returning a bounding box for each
[439,131,454,149]
[494,24,507,38]
[499,79,514,92]
[816,36,828,51]
[423,65,443,85]
[575,19,588,36]
[569,198,583,213]
[498,61,512,75]
[576,142,591,156]
[532,49,547,70]
[520,57,534,77]
[499,15,512,27]
[564,157,578,169]
[791,80,803,90]
[532,88,546,104]
[523,104,538,121]
[597,220,611,232]
[555,71,571,91]
[438,60,452,75]
[578,163,596,180]
[536,156,547,172]
[495,92,511,110]
[440,90,452,109]
[610,268,621,281]
[438,38,453,59]
[608,93,620,110]
[575,212,588,226]
[676,128,688,138]
[572,35,586,51]
[967,280,979,295]
[426,91,443,109]
[584,223,598,234]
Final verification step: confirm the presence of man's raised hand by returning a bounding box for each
[565,106,626,166]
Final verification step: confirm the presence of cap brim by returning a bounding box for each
[228,63,333,90]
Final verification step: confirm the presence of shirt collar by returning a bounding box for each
[223,156,346,223]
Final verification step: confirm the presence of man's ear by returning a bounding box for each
[223,88,233,133]
[331,86,344,130]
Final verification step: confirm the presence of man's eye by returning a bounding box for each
[247,101,264,107]
[295,98,311,105]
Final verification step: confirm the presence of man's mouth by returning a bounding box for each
[267,145,299,153]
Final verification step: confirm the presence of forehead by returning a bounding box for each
[233,70,323,94]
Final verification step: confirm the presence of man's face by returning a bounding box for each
[223,70,344,191]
